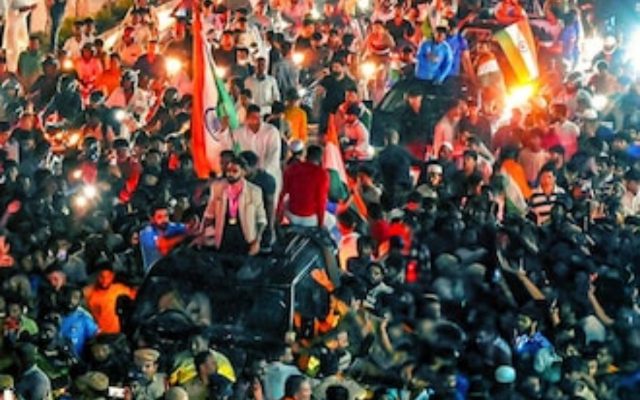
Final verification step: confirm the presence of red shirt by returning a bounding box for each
[279,161,329,224]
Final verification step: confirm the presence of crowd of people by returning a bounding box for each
[2,0,640,398]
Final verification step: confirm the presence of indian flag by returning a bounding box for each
[191,4,239,178]
[494,20,539,84]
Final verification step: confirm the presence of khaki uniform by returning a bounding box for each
[131,373,167,400]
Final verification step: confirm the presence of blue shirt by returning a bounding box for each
[415,39,453,83]
[515,331,553,356]
[60,307,99,356]
[446,34,469,77]
[139,222,187,273]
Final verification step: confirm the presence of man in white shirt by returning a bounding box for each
[62,21,85,59]
[433,101,462,157]
[342,104,373,161]
[234,104,282,198]
[244,57,280,116]
[550,103,580,159]
[116,26,143,68]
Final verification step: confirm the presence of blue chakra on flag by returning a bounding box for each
[205,107,222,141]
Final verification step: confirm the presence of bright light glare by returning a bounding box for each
[68,132,81,146]
[74,195,88,209]
[592,95,608,111]
[506,84,535,109]
[292,52,304,65]
[360,62,377,79]
[62,58,74,70]
[165,57,183,76]
[357,0,371,11]
[298,88,307,98]
[82,185,98,199]
[215,66,227,78]
[310,8,321,19]
[72,169,82,180]
[114,109,126,122]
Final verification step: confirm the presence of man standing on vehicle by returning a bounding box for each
[139,203,189,273]
[415,26,453,92]
[398,87,431,158]
[202,155,267,255]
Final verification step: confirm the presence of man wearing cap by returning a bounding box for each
[75,371,109,399]
[415,25,453,86]
[131,348,167,400]
[17,35,42,90]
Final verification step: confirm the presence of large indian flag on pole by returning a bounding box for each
[494,20,539,84]
[191,4,239,178]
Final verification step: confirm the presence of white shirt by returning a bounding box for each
[234,122,282,191]
[244,74,281,116]
[106,87,154,126]
[621,190,640,217]
[63,36,86,59]
[342,119,373,160]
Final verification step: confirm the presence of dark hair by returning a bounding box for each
[194,351,212,369]
[284,375,307,397]
[306,145,323,163]
[149,202,168,216]
[240,150,259,168]
[326,385,349,400]
[247,104,261,115]
[540,162,557,176]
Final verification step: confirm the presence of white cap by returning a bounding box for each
[582,109,598,120]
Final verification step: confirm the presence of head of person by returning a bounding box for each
[330,58,346,79]
[225,156,247,184]
[549,145,565,169]
[220,30,235,50]
[28,35,40,52]
[46,263,67,291]
[306,144,323,165]
[220,150,235,173]
[73,21,83,37]
[371,20,385,35]
[284,375,312,400]
[123,26,135,43]
[463,150,478,174]
[326,385,349,400]
[345,86,359,105]
[246,104,262,133]
[147,39,158,56]
[385,129,400,146]
[367,262,386,286]
[539,163,557,194]
[255,57,267,77]
[435,26,448,43]
[81,43,94,60]
[108,53,121,71]
[113,138,130,162]
[345,104,360,124]
[467,99,479,118]
[406,88,423,112]
[551,103,568,122]
[195,351,218,378]
[134,348,160,380]
[239,150,260,177]
[16,343,38,372]
[438,142,454,161]
[426,162,444,186]
[625,169,640,195]
[95,262,115,289]
[149,203,170,230]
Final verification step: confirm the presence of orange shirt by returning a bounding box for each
[284,105,308,143]
[95,69,122,96]
[84,283,136,334]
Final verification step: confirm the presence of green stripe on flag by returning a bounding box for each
[494,29,530,84]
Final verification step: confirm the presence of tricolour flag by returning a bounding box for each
[494,20,539,85]
[191,5,239,178]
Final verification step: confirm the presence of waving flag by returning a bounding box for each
[191,5,239,178]
[494,20,539,84]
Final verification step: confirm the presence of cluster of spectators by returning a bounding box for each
[2,0,640,399]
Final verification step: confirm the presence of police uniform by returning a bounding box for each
[132,349,167,400]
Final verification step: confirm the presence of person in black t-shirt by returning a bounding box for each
[318,57,356,136]
[385,4,413,46]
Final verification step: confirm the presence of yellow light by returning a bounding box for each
[505,84,536,109]
[68,132,81,146]
[360,61,377,79]
[310,8,321,20]
[165,57,183,76]
[62,58,74,71]
[72,169,82,180]
[292,52,304,66]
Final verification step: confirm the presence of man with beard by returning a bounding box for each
[59,285,99,357]
[84,262,136,334]
[139,203,188,272]
[202,155,267,255]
